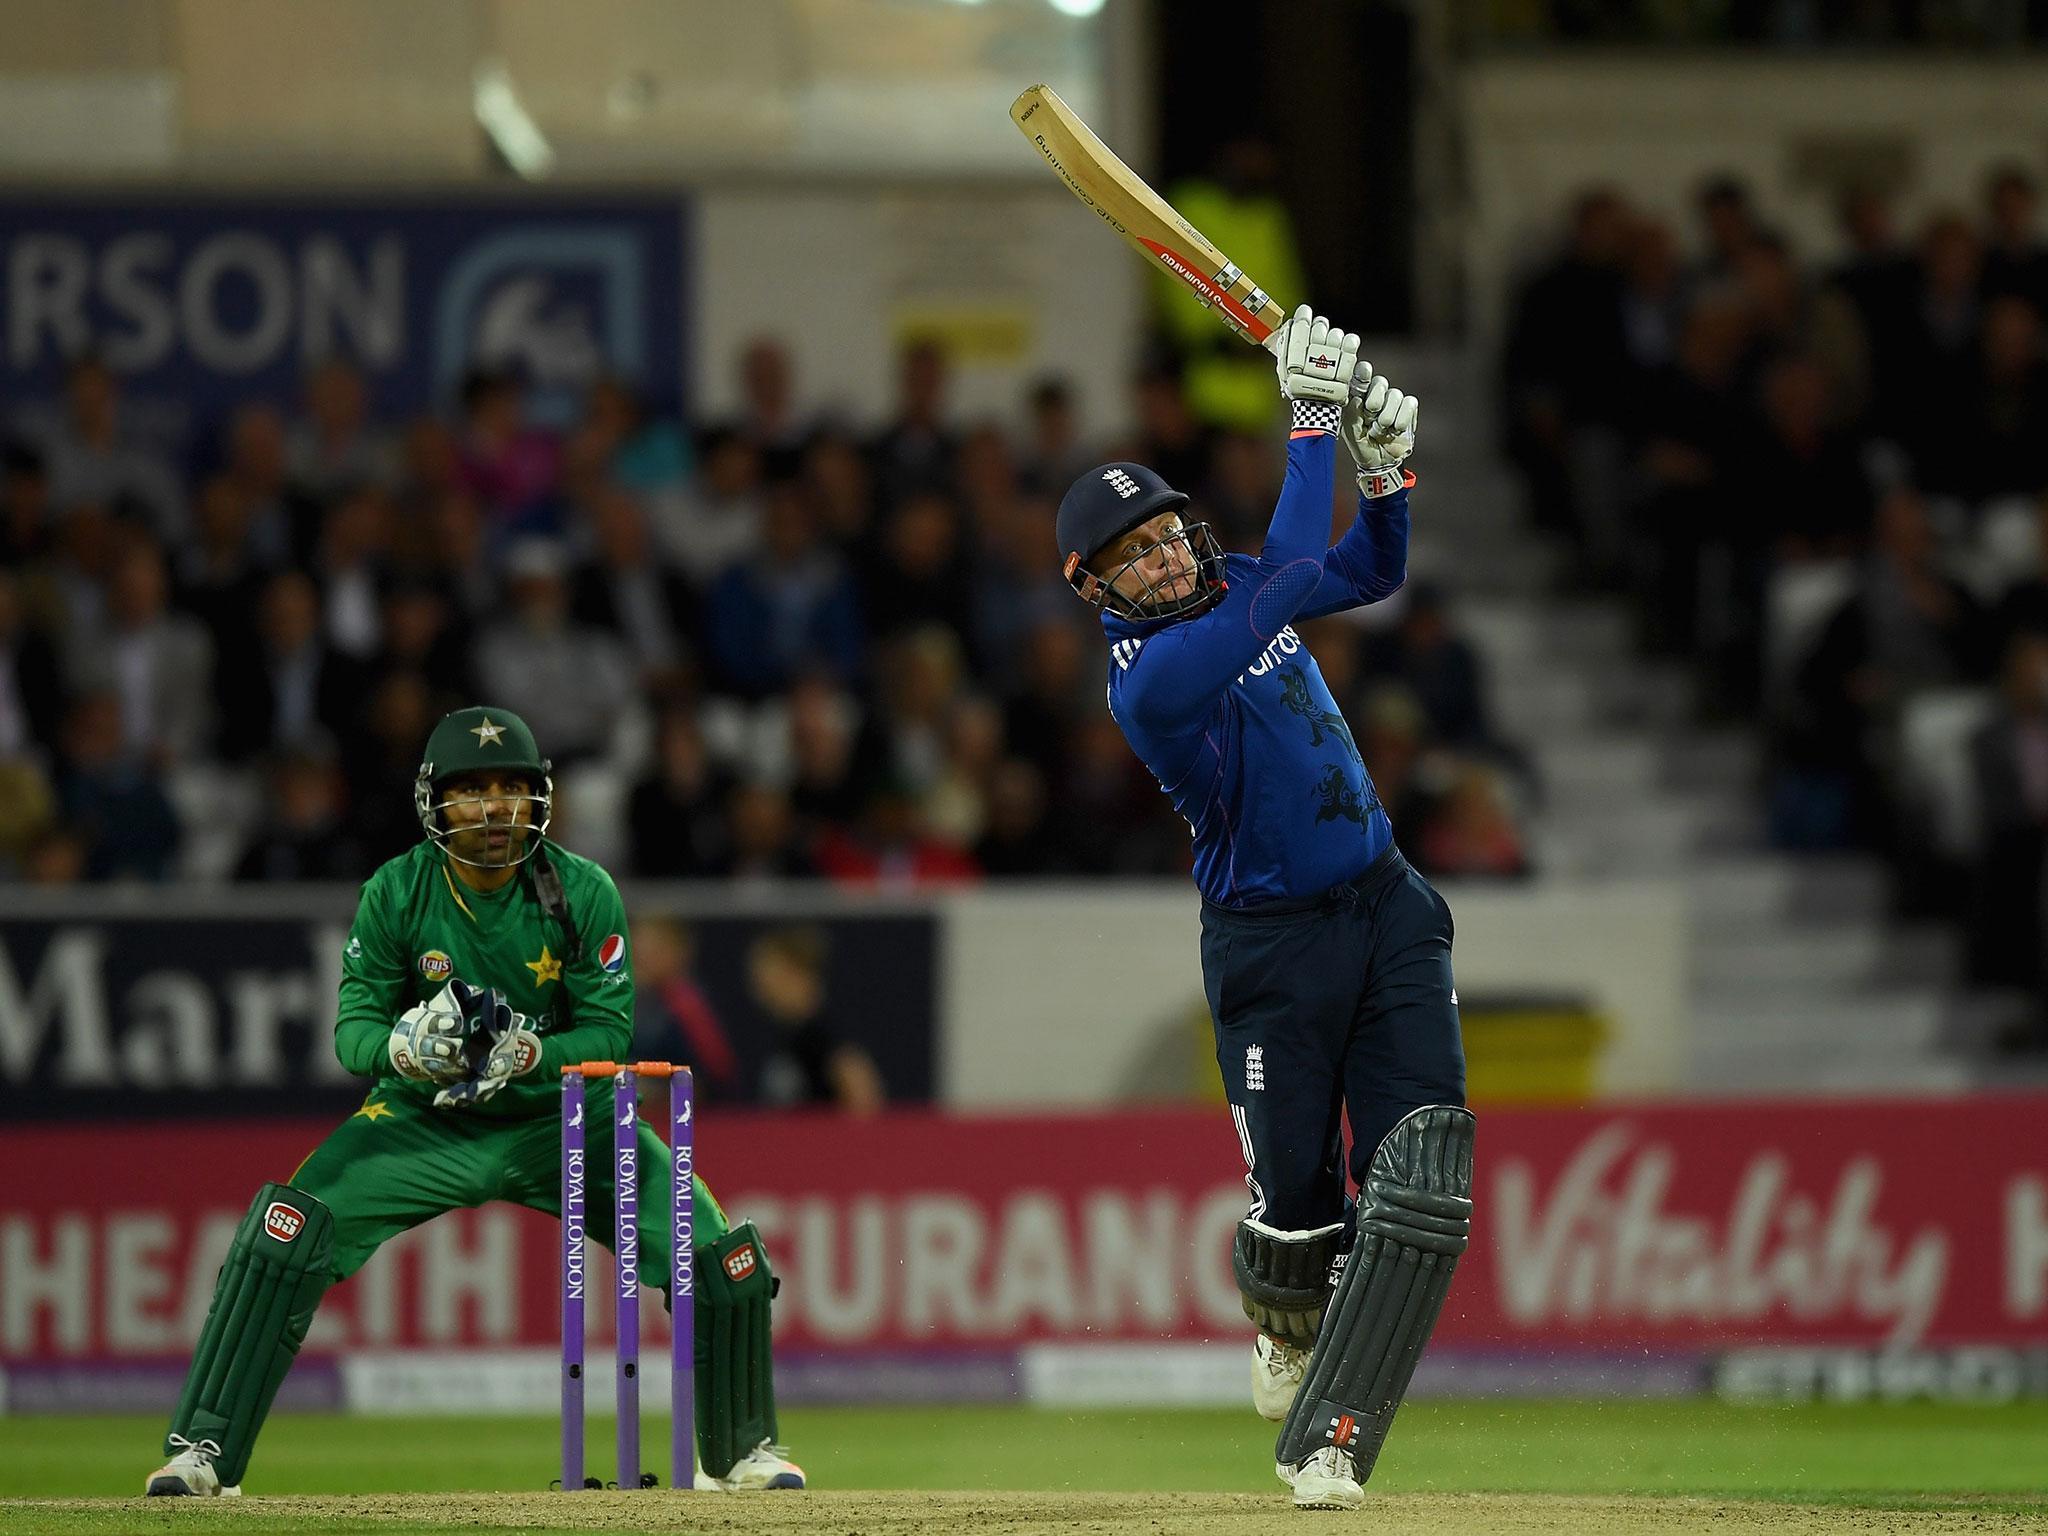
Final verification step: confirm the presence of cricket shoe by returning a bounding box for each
[692,1440,807,1491]
[1278,1446,1363,1510]
[1252,1333,1308,1422]
[144,1436,242,1497]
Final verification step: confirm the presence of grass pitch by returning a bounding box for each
[3,1401,2044,1533]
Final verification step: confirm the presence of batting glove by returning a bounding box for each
[1274,304,1360,436]
[1342,360,1418,499]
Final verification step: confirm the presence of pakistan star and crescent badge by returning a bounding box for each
[470,716,506,746]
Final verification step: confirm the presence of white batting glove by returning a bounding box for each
[1274,305,1360,435]
[1342,360,1419,499]
[388,983,470,1085]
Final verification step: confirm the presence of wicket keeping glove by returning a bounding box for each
[433,983,542,1110]
[1274,305,1360,436]
[388,983,471,1085]
[1342,360,1418,499]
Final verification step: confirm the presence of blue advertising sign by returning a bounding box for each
[0,196,686,427]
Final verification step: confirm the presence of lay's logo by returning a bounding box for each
[264,1202,306,1243]
[723,1244,757,1282]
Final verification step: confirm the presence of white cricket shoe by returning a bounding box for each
[1279,1446,1363,1510]
[1251,1333,1309,1421]
[144,1436,242,1497]
[692,1439,807,1491]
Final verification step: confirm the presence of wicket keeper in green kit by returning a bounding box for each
[146,705,805,1496]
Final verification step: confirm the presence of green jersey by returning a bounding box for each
[334,838,632,1118]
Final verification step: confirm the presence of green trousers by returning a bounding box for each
[293,1081,727,1290]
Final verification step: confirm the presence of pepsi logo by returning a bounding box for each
[598,934,627,973]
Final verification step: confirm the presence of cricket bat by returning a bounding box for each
[1011,83,1291,355]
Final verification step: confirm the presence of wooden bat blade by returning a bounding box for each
[1011,83,1290,353]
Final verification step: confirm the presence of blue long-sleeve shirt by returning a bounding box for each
[1102,432,1409,907]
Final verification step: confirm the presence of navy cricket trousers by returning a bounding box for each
[1199,845,1466,1235]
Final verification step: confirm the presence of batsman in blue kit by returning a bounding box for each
[1058,306,1474,1510]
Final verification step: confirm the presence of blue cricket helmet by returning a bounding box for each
[1057,462,1224,621]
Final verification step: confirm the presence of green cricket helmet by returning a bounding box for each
[413,705,553,867]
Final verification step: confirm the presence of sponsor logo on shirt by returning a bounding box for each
[598,934,627,973]
[418,950,453,982]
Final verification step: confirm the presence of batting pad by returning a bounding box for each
[1274,1105,1475,1480]
[165,1182,336,1487]
[695,1221,778,1479]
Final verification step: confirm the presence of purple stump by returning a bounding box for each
[560,1071,587,1490]
[671,1067,695,1490]
[614,1064,640,1488]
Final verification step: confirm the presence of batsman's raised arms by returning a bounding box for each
[1011,83,1292,353]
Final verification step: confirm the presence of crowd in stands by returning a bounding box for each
[1503,164,2048,1034]
[0,331,1523,890]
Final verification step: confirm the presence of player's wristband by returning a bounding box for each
[1290,398,1341,435]
[1357,464,1414,500]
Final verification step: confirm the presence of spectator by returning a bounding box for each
[1004,615,1091,787]
[1967,632,2048,1003]
[1954,294,2048,504]
[1017,375,1095,497]
[286,359,396,504]
[1888,213,1982,469]
[474,538,634,764]
[1501,187,1632,541]
[0,754,56,875]
[1982,163,2048,314]
[53,690,180,880]
[1,441,52,567]
[812,781,979,886]
[1775,489,1993,849]
[657,426,762,583]
[746,925,885,1114]
[703,484,864,699]
[782,674,867,830]
[367,581,474,715]
[0,568,64,761]
[222,401,298,567]
[926,693,1004,848]
[973,758,1068,875]
[456,369,560,535]
[313,487,393,659]
[569,484,694,688]
[234,748,367,882]
[175,475,270,665]
[627,705,735,878]
[345,669,439,865]
[868,339,957,504]
[801,427,876,551]
[969,491,1068,688]
[863,492,974,646]
[216,570,367,764]
[1360,582,1503,752]
[1416,764,1530,880]
[734,338,807,478]
[65,539,213,765]
[20,825,87,885]
[564,377,690,517]
[719,781,816,880]
[1826,185,1916,367]
[1735,232,1870,421]
[1128,361,1213,495]
[1692,173,1761,287]
[630,916,741,1094]
[32,356,183,540]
